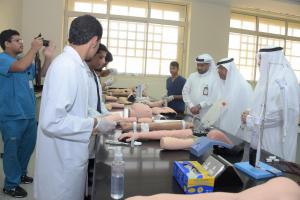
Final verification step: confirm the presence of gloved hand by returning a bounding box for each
[104,77,114,87]
[108,68,118,75]
[88,107,101,118]
[165,95,174,102]
[94,116,117,135]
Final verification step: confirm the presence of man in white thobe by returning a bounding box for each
[182,54,220,128]
[34,15,116,200]
[214,58,253,141]
[241,47,300,162]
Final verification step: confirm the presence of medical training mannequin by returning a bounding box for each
[119,121,193,132]
[125,177,300,200]
[118,129,233,150]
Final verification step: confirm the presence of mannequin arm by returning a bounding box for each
[118,129,193,142]
[160,137,195,150]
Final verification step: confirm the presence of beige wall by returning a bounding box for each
[21,0,65,56]
[0,0,23,52]
[230,0,300,18]
[185,0,230,76]
[0,0,22,31]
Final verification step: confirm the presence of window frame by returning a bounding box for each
[64,0,188,77]
[229,11,300,81]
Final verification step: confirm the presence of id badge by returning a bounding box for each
[203,85,208,96]
[29,80,33,89]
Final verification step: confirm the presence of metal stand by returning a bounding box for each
[235,63,282,179]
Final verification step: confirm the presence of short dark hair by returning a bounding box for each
[68,15,102,45]
[170,61,179,69]
[0,29,20,50]
[105,51,113,62]
[97,44,108,54]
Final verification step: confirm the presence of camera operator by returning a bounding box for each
[0,29,55,198]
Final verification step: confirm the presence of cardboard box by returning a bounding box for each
[173,161,214,194]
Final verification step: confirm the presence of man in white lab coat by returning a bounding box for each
[182,54,220,128]
[214,58,253,141]
[241,47,300,162]
[85,44,110,190]
[34,15,116,200]
[86,44,110,117]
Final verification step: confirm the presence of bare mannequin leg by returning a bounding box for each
[207,129,234,145]
[159,131,233,150]
[125,177,300,200]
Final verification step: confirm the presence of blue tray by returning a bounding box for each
[234,161,282,179]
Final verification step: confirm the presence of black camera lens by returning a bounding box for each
[43,39,49,47]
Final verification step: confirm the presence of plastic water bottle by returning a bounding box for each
[111,147,125,199]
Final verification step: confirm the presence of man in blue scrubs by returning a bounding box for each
[0,29,54,198]
[165,61,186,114]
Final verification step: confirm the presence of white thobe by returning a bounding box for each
[182,71,220,120]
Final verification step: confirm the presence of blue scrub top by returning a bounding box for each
[166,75,186,113]
[0,52,36,121]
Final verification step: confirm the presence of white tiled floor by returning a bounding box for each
[0,138,35,199]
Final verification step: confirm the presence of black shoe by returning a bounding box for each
[21,175,33,184]
[3,186,28,198]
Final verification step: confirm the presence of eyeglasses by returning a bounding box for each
[10,39,23,43]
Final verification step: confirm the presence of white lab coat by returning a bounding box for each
[182,70,220,120]
[246,49,300,162]
[86,66,109,158]
[34,46,94,200]
[87,67,109,116]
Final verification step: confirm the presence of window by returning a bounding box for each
[110,0,148,18]
[228,13,300,81]
[150,2,186,22]
[68,0,108,14]
[288,22,300,37]
[286,40,300,80]
[65,0,187,76]
[259,18,285,35]
[230,13,256,31]
[146,24,183,75]
[108,20,146,74]
[228,33,257,80]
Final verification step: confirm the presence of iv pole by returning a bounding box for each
[235,61,283,179]
[252,62,271,167]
